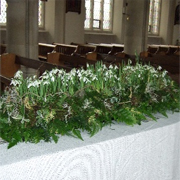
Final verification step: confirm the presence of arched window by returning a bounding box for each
[84,0,113,32]
[0,0,44,28]
[148,0,161,35]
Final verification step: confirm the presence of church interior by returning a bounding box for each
[0,0,179,77]
[0,0,179,88]
[0,1,180,179]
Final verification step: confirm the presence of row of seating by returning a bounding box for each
[38,42,125,61]
[0,48,137,92]
[0,53,72,92]
[147,45,180,55]
[2,43,179,59]
[1,43,179,92]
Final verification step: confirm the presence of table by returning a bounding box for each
[0,112,180,180]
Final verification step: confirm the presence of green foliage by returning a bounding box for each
[0,60,180,148]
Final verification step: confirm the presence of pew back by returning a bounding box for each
[0,44,6,55]
[53,43,77,55]
[0,53,20,78]
[73,44,96,57]
[38,43,56,60]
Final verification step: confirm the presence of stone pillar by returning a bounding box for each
[6,0,39,76]
[124,0,150,55]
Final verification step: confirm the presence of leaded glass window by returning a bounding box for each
[38,1,44,27]
[0,1,44,27]
[85,0,113,32]
[0,0,7,25]
[148,0,161,35]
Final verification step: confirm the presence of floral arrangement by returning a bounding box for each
[0,60,179,148]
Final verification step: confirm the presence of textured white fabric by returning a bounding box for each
[0,112,180,180]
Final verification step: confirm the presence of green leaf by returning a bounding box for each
[51,134,59,143]
[90,122,101,137]
[8,140,18,149]
[72,128,83,141]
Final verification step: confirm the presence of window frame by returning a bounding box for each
[84,0,113,33]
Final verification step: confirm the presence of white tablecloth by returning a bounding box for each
[0,112,180,180]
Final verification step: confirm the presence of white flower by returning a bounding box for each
[51,76,55,82]
[102,64,107,69]
[43,81,50,85]
[83,77,91,83]
[70,68,76,76]
[109,65,113,69]
[153,74,158,78]
[162,70,168,77]
[104,100,112,110]
[92,75,98,81]
[157,66,162,71]
[14,71,23,79]
[83,99,91,109]
[27,80,40,88]
[63,103,68,108]
[10,79,21,86]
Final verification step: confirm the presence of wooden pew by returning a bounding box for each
[72,44,96,57]
[15,55,71,74]
[173,46,180,55]
[167,46,179,55]
[0,75,11,94]
[140,53,180,85]
[38,43,56,61]
[86,43,125,61]
[0,53,21,78]
[95,44,112,54]
[147,45,179,55]
[0,53,20,92]
[155,46,169,55]
[53,43,77,55]
[47,52,97,69]
[0,44,6,55]
[0,53,72,92]
[108,46,124,55]
[147,45,159,54]
[85,44,112,61]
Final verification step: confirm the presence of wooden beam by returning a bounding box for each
[0,75,11,85]
[15,55,72,73]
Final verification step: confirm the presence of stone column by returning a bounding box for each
[123,0,150,55]
[6,0,38,76]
